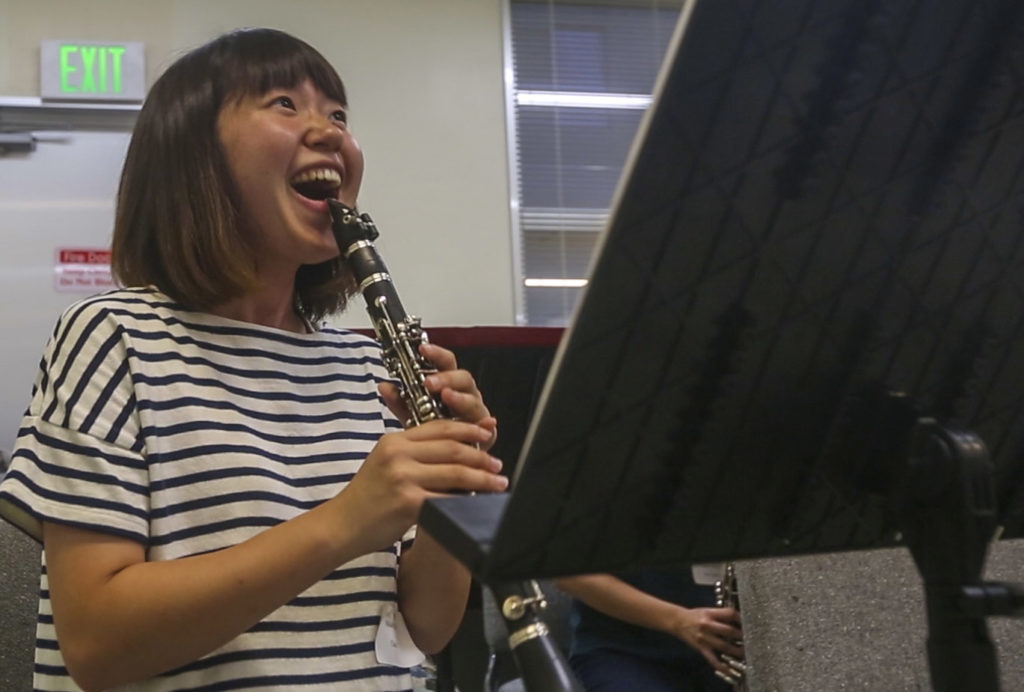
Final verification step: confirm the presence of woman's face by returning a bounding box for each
[217,79,364,274]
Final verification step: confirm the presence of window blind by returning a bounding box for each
[508,1,681,325]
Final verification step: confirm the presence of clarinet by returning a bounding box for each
[329,200,583,692]
[714,563,748,690]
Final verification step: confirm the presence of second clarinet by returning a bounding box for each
[328,200,582,692]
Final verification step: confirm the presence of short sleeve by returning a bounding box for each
[0,298,148,543]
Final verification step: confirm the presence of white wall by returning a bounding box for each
[0,0,517,456]
[1,0,517,325]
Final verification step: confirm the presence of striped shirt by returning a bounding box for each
[0,287,416,691]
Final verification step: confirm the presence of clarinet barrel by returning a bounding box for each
[489,580,583,692]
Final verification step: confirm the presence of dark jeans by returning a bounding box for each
[570,649,731,692]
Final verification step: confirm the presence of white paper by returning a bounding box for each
[374,603,426,667]
[691,563,726,585]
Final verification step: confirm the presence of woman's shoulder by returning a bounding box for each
[48,286,178,340]
[57,286,178,323]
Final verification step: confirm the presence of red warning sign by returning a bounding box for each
[55,247,115,293]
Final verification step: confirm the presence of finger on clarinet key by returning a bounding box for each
[419,342,456,370]
[715,670,738,684]
[722,654,747,673]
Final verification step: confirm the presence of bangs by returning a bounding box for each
[214,29,347,107]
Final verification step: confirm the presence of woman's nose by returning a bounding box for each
[305,116,345,151]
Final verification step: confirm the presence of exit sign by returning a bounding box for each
[40,40,145,102]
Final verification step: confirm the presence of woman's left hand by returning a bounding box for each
[379,342,498,452]
[669,605,743,677]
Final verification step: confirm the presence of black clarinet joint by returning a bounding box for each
[329,199,448,427]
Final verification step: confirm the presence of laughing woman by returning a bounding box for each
[0,28,504,692]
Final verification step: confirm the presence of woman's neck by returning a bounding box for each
[210,283,307,333]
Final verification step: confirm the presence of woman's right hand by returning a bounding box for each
[332,419,507,555]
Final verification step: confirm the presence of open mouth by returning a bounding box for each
[290,168,342,202]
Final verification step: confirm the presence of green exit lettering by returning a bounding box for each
[59,44,127,94]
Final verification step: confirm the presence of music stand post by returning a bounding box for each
[899,421,1024,692]
[423,0,1024,689]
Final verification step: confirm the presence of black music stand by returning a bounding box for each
[422,1,1024,689]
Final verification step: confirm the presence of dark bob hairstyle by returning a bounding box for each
[112,28,356,321]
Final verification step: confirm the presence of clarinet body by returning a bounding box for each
[326,202,446,427]
[714,563,748,690]
[329,200,583,692]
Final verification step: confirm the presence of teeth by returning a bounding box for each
[291,168,342,185]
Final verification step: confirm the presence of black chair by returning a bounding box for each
[0,507,40,692]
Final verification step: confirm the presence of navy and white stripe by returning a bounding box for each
[0,287,415,691]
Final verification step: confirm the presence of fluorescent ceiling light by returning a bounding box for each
[516,91,652,109]
[525,278,589,288]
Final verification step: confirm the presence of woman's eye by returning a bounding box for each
[272,95,296,109]
[330,110,348,125]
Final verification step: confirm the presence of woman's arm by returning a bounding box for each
[387,341,502,653]
[555,573,743,676]
[395,530,473,653]
[44,496,358,692]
